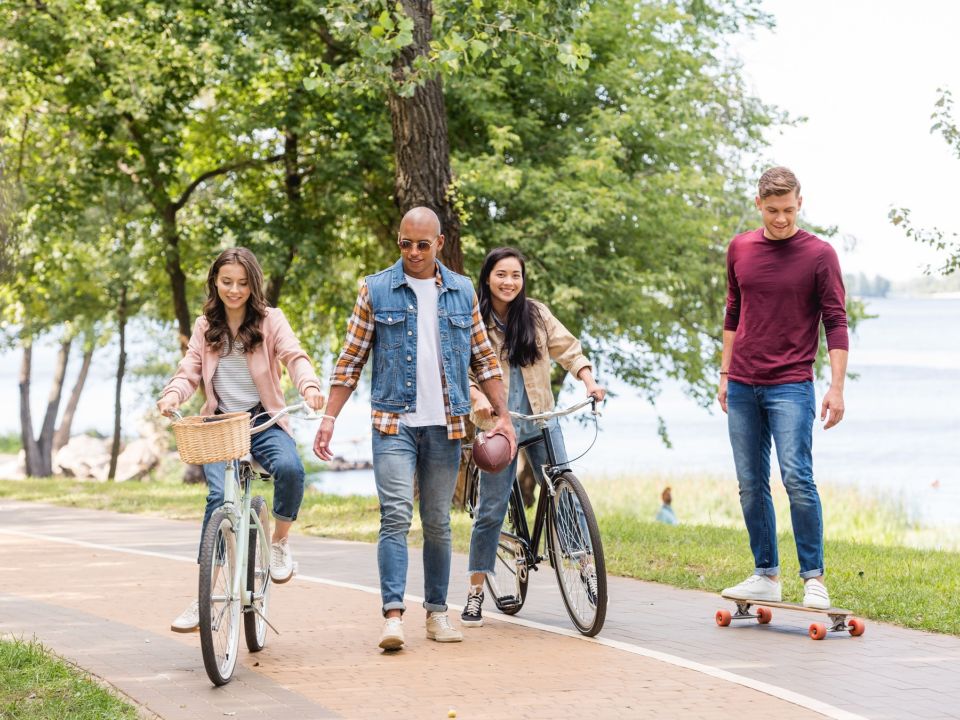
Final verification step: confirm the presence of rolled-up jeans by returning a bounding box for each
[199,418,305,557]
[726,380,824,578]
[468,420,567,576]
[372,424,461,616]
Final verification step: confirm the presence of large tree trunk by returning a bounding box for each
[19,341,43,475]
[162,205,192,354]
[266,128,303,305]
[53,342,94,452]
[108,286,128,481]
[389,0,463,273]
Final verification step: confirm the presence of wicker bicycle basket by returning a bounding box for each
[172,412,251,465]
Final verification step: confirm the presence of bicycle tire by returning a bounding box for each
[198,507,241,685]
[486,487,530,615]
[548,472,607,636]
[243,495,271,652]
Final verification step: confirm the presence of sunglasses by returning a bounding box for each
[397,237,437,252]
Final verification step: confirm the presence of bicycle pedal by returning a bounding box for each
[497,595,522,609]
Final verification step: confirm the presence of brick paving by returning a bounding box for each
[2,500,959,719]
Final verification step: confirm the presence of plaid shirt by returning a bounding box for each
[331,264,502,439]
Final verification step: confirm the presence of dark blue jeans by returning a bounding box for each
[199,422,305,553]
[726,380,824,578]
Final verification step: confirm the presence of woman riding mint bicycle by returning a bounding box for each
[462,247,606,628]
[157,247,325,633]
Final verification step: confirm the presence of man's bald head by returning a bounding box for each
[397,206,445,279]
[399,206,442,238]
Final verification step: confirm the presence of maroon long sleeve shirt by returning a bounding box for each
[724,228,849,385]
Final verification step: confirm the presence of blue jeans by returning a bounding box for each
[199,422,305,553]
[468,422,567,575]
[726,380,824,578]
[372,424,461,615]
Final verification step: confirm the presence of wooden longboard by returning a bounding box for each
[716,595,866,640]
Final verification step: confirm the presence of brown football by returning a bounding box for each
[472,431,513,473]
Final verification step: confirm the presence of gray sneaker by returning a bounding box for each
[425,612,463,642]
[721,574,782,602]
[379,617,404,650]
[170,599,199,633]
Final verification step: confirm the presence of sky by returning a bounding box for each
[734,0,960,282]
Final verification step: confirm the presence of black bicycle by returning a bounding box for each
[466,397,607,636]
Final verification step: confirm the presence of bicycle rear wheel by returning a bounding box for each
[548,472,607,636]
[244,495,271,652]
[486,486,529,615]
[199,507,241,685]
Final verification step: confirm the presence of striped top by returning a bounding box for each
[213,340,261,413]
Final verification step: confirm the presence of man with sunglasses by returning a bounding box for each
[315,206,516,651]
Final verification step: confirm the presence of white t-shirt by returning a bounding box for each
[400,275,447,427]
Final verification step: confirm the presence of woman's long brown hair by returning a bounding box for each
[203,247,268,354]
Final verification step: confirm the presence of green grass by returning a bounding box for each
[0,637,138,720]
[0,433,21,454]
[2,469,958,635]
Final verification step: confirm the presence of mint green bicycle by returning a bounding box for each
[172,403,314,686]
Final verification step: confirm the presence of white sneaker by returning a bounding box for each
[170,599,199,633]
[722,574,782,602]
[803,578,831,609]
[270,537,294,583]
[425,612,463,643]
[379,617,405,650]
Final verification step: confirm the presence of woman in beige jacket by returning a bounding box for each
[461,247,605,627]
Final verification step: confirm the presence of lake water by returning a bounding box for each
[2,295,958,525]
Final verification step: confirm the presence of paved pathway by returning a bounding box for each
[1,500,958,719]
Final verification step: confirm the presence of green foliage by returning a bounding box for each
[0,637,138,719]
[1,0,825,430]
[890,88,960,276]
[0,433,22,453]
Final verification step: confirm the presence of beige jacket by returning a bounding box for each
[469,300,591,431]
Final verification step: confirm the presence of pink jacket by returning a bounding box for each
[161,308,321,435]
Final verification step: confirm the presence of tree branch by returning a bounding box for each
[172,153,284,211]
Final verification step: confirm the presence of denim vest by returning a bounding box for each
[365,259,475,417]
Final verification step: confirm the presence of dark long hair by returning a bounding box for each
[477,247,543,367]
[203,247,268,354]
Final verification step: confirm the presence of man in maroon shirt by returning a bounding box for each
[718,167,848,610]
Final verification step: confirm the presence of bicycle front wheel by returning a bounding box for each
[199,507,241,685]
[486,486,529,615]
[548,472,607,636]
[244,495,271,652]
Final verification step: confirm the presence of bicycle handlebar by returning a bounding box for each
[508,396,599,424]
[168,403,318,434]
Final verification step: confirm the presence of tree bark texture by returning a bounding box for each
[389,0,463,273]
[267,128,303,305]
[108,285,128,481]
[53,343,94,452]
[19,342,43,476]
[162,205,192,354]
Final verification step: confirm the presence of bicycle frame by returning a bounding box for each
[503,397,597,574]
[218,461,271,625]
